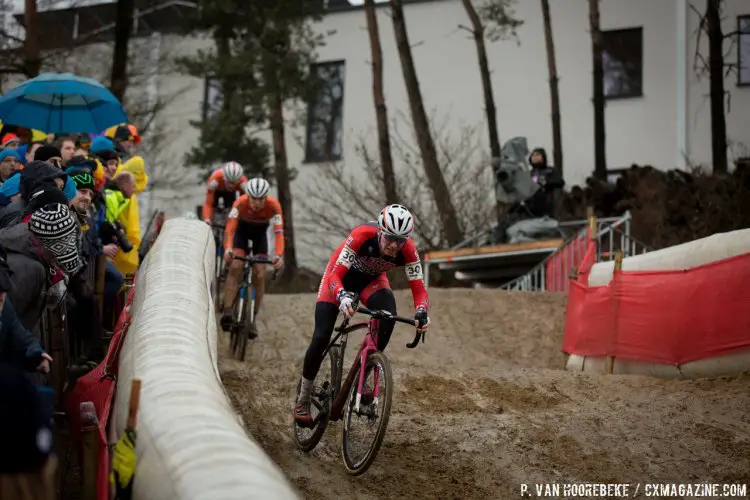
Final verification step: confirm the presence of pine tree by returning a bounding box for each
[179,0,325,274]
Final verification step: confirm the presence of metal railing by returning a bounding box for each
[501,211,651,292]
[451,215,627,250]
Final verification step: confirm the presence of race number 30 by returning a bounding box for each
[337,247,356,268]
[405,263,423,281]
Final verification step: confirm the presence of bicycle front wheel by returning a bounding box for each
[237,291,254,362]
[293,345,338,452]
[341,352,393,476]
[213,255,223,313]
[231,289,245,359]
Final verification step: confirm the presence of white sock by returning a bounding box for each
[297,377,314,404]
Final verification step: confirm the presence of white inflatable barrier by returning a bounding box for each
[567,229,750,379]
[587,229,750,286]
[113,218,299,499]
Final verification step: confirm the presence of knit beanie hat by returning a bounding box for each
[70,171,95,192]
[90,136,116,154]
[34,145,63,164]
[28,202,82,276]
[0,148,22,164]
[0,362,54,474]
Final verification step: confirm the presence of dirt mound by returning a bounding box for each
[558,164,750,248]
[220,289,750,499]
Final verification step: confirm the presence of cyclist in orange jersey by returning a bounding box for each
[201,161,248,223]
[221,178,285,338]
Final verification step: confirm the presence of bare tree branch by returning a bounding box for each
[297,113,494,256]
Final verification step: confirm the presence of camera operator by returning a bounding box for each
[526,147,564,218]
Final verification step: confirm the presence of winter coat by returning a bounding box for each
[0,297,45,371]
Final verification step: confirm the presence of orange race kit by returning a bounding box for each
[201,168,248,221]
[224,194,285,256]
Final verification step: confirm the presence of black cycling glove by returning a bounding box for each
[414,306,428,328]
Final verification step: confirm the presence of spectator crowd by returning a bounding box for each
[0,123,150,497]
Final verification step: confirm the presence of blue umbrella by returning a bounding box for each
[0,72,128,134]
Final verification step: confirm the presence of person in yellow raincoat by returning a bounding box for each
[109,155,148,276]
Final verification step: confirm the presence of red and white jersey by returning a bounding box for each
[201,169,248,221]
[323,223,429,311]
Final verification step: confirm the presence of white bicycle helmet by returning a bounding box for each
[378,204,414,238]
[222,161,243,183]
[245,177,270,198]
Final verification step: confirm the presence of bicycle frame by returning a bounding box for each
[233,244,276,326]
[327,319,379,422]
[234,242,256,326]
[325,305,423,422]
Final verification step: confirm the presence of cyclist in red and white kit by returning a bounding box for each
[201,161,248,223]
[293,204,431,426]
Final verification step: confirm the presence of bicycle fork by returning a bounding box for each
[354,319,381,414]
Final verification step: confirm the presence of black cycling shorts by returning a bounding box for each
[232,221,269,256]
[213,190,238,211]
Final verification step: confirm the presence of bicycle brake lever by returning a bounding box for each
[406,330,422,349]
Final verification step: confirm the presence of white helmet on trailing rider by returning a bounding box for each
[245,177,270,198]
[378,204,414,239]
[222,161,243,183]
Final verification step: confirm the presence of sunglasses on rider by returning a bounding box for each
[382,233,407,244]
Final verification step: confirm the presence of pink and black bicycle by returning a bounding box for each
[293,294,425,475]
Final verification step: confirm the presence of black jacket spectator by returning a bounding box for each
[0,298,47,371]
[0,362,55,477]
[0,246,47,371]
[0,161,68,229]
[526,147,564,218]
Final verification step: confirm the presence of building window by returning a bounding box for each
[305,60,346,163]
[202,77,223,122]
[739,15,750,86]
[602,27,643,99]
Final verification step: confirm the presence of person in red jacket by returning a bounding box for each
[201,161,248,224]
[221,178,284,338]
[293,204,431,427]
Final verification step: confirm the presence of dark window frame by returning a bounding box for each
[304,59,346,164]
[601,26,644,100]
[739,15,750,87]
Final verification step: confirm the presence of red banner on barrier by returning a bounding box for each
[545,233,588,292]
[563,250,750,365]
[67,285,137,500]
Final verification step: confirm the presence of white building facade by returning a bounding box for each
[298,0,750,187]
[7,0,750,265]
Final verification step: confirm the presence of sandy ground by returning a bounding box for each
[219,289,750,499]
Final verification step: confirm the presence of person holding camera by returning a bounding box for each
[102,171,138,274]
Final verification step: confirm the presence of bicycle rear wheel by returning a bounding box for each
[293,345,339,452]
[341,352,393,476]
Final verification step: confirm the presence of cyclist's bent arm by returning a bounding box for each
[328,231,367,302]
[202,174,221,221]
[223,202,242,252]
[403,240,430,311]
[270,198,285,256]
[238,177,249,194]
